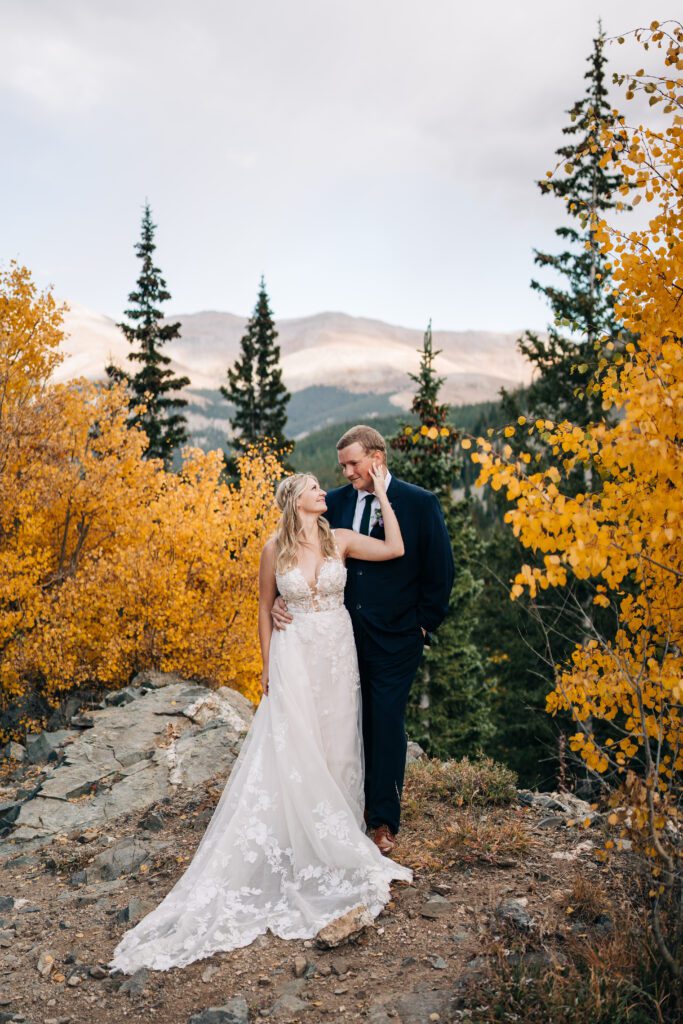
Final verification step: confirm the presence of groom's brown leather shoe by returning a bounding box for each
[373,824,396,856]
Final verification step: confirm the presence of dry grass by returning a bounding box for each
[400,757,532,873]
[440,808,538,867]
[460,866,678,1024]
[403,755,518,821]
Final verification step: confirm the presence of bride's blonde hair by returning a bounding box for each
[273,473,337,573]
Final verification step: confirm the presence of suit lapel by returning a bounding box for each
[369,476,401,537]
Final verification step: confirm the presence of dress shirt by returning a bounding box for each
[351,470,392,532]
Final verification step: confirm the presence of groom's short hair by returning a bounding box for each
[336,425,387,459]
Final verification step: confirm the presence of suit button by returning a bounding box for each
[356,603,361,610]
[357,569,363,576]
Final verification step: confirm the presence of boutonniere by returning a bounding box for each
[372,508,384,529]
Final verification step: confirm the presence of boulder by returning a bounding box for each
[26,730,78,765]
[316,905,374,948]
[495,897,534,931]
[406,741,427,764]
[0,741,26,763]
[0,675,254,860]
[78,836,169,883]
[118,966,150,997]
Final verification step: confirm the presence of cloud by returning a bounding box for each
[0,0,668,329]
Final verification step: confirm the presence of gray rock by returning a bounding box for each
[428,955,447,970]
[315,905,374,948]
[0,897,13,912]
[517,789,594,819]
[419,896,452,920]
[537,816,567,829]
[70,713,95,728]
[406,741,427,764]
[0,742,26,762]
[133,669,187,690]
[187,998,249,1024]
[0,801,19,833]
[270,993,309,1016]
[82,836,169,882]
[394,987,456,1024]
[103,688,138,707]
[495,898,534,931]
[139,810,166,832]
[115,897,153,924]
[0,675,253,861]
[507,949,560,971]
[329,957,349,976]
[118,967,150,997]
[36,950,55,977]
[26,730,78,765]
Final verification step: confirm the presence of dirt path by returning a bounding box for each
[0,765,612,1024]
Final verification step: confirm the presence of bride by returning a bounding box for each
[108,463,412,974]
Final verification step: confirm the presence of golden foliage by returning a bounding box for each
[466,23,683,975]
[0,264,284,737]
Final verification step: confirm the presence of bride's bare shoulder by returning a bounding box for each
[261,536,277,562]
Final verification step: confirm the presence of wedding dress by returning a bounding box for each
[108,548,413,973]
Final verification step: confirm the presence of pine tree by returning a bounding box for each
[106,203,190,466]
[505,27,627,426]
[221,277,292,459]
[490,30,630,786]
[390,323,493,758]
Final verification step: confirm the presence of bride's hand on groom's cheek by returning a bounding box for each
[271,595,292,631]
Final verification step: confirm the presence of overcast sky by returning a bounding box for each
[0,0,666,331]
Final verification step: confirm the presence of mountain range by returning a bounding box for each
[54,304,534,442]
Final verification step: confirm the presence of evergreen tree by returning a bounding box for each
[106,203,190,466]
[221,277,292,460]
[390,323,493,758]
[505,27,627,427]
[484,30,630,786]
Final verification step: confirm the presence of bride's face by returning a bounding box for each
[297,476,327,516]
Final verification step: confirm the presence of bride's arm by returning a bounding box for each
[334,465,404,562]
[258,539,277,694]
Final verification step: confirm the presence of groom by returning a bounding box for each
[273,424,454,855]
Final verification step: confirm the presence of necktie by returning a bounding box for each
[358,494,373,535]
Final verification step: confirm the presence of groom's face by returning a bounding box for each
[337,442,382,492]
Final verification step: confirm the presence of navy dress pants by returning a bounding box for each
[351,618,425,835]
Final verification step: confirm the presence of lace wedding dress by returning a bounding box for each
[108,549,412,973]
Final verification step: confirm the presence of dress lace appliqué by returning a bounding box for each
[108,553,412,974]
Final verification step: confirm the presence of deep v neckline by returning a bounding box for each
[293,558,332,594]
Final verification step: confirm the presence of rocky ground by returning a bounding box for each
[0,678,627,1024]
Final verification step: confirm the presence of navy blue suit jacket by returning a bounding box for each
[324,476,455,652]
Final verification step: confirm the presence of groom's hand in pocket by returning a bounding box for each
[271,595,293,631]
